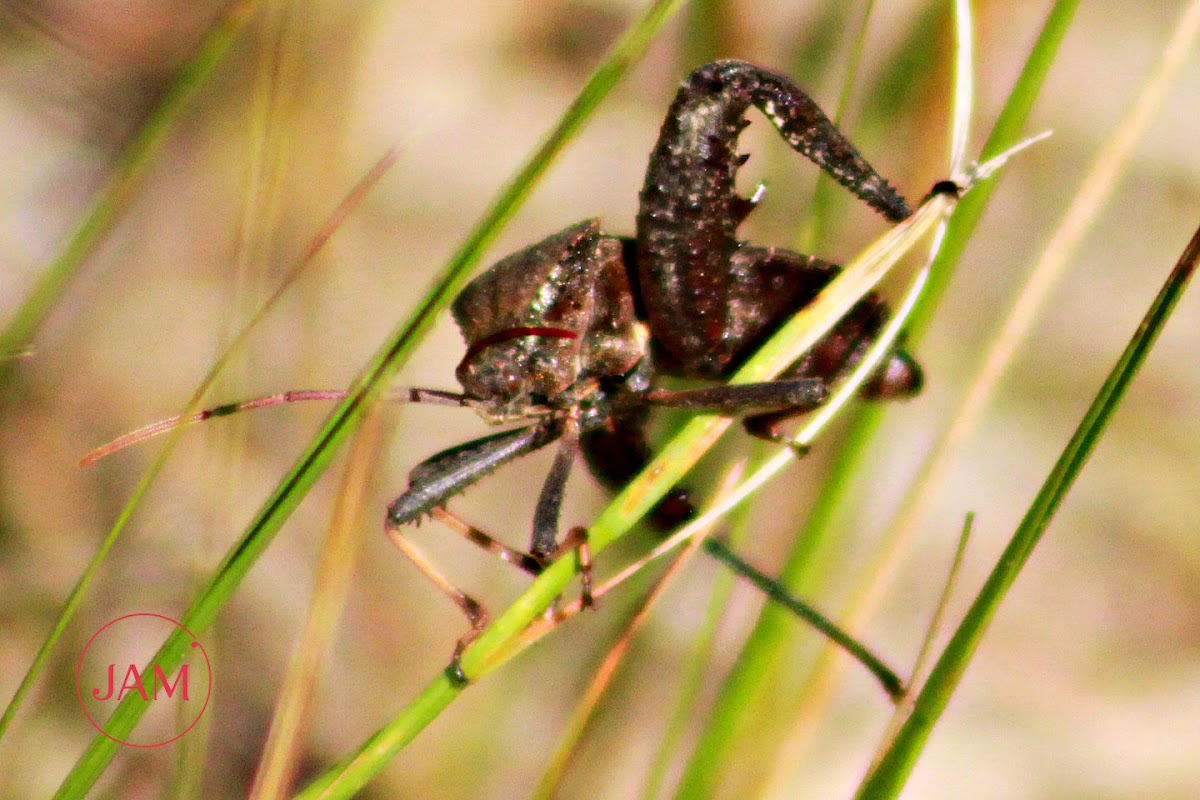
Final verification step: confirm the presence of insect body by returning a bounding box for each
[386,60,922,664]
[86,61,924,678]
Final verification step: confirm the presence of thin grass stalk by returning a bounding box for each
[639,561,737,800]
[530,465,744,800]
[49,1,689,793]
[798,0,876,254]
[168,627,216,800]
[294,136,953,800]
[861,512,972,776]
[855,217,1200,798]
[671,1,1079,794]
[772,1,1200,784]
[211,0,309,526]
[0,1,257,372]
[639,456,761,800]
[909,0,1081,337]
[248,411,383,800]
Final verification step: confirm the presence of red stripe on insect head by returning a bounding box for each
[460,326,579,365]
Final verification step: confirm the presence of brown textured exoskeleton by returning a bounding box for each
[85,61,923,681]
[386,60,921,677]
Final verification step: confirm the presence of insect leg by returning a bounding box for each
[385,423,561,684]
[688,60,910,221]
[703,538,903,699]
[530,419,579,559]
[427,507,544,575]
[382,520,488,685]
[638,378,828,416]
[387,423,562,526]
[529,419,595,605]
[740,352,920,446]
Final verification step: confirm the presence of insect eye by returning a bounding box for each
[502,370,523,394]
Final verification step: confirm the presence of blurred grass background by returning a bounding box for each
[0,1,1197,797]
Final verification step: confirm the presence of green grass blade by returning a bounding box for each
[670,2,1081,795]
[910,0,1082,337]
[293,105,954,800]
[1,149,399,762]
[43,1,688,797]
[0,0,259,747]
[0,2,255,368]
[855,218,1200,800]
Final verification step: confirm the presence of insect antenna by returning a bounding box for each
[78,148,408,466]
[79,387,475,467]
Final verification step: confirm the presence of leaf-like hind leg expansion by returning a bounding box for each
[635,60,911,376]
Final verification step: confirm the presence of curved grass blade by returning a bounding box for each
[778,1,1200,781]
[295,181,953,800]
[855,217,1200,800]
[0,149,397,762]
[50,1,688,796]
[670,3,1080,794]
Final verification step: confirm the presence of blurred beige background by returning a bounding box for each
[0,1,1197,798]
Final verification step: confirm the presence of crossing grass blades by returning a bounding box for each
[85,61,928,690]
